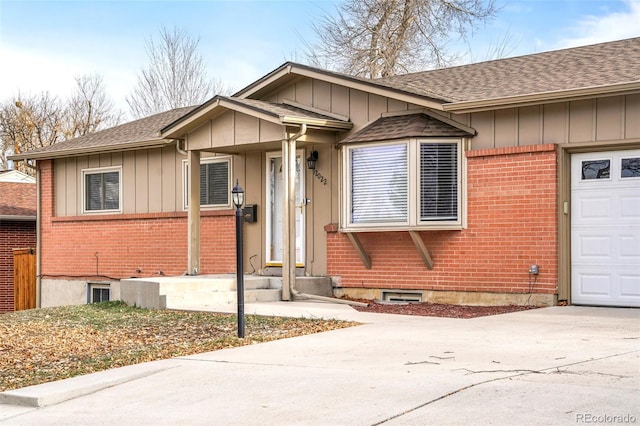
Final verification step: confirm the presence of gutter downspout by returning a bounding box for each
[282,125,367,308]
[282,124,307,301]
[35,164,41,308]
[175,139,187,155]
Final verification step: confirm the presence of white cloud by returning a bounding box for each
[557,0,640,48]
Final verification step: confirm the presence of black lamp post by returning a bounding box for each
[232,180,245,338]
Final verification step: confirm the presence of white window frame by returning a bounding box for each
[182,156,232,210]
[81,166,122,214]
[341,138,465,231]
[88,283,110,303]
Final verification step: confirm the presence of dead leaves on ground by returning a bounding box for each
[0,302,356,392]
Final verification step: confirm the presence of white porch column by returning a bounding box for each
[187,149,201,275]
[281,138,292,301]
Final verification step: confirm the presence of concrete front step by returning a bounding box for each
[121,274,333,310]
[166,288,282,308]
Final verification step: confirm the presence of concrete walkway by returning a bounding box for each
[1,303,638,425]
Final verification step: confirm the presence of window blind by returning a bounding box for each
[85,171,119,211]
[200,161,229,206]
[420,143,457,220]
[351,144,408,223]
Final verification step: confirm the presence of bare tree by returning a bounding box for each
[126,26,226,118]
[64,74,121,139]
[308,0,497,78]
[0,93,65,173]
[0,75,120,174]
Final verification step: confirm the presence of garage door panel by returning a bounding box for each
[621,195,640,219]
[620,274,640,298]
[620,234,640,259]
[573,271,611,296]
[571,149,640,307]
[573,234,611,259]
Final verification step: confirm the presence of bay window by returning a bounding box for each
[343,139,464,230]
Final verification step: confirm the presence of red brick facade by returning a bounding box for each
[38,160,236,281]
[0,221,37,313]
[327,145,558,297]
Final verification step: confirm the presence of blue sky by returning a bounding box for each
[1,0,639,116]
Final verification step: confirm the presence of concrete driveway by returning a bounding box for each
[1,304,638,425]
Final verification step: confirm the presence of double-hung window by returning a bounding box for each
[343,139,463,230]
[183,157,232,209]
[82,167,121,213]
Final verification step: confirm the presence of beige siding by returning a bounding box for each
[331,85,350,117]
[596,97,624,141]
[312,80,331,111]
[466,94,639,150]
[626,94,640,138]
[495,109,517,147]
[518,105,542,146]
[542,103,567,143]
[122,151,136,214]
[53,146,190,217]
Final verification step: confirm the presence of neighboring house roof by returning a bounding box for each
[161,96,352,139]
[0,170,35,183]
[340,112,475,144]
[9,106,197,161]
[0,182,36,220]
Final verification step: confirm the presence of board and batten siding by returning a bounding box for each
[465,94,640,149]
[54,145,186,217]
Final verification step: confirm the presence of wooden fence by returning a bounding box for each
[13,248,36,311]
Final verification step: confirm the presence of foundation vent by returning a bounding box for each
[381,291,423,303]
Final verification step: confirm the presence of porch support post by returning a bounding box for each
[187,149,201,275]
[281,138,292,300]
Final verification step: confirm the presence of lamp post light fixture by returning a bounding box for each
[232,180,245,338]
[306,150,318,170]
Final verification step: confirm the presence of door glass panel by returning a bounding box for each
[621,157,640,178]
[267,154,304,265]
[581,160,610,180]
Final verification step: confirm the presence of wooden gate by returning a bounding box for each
[14,248,36,311]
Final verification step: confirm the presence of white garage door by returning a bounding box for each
[571,149,640,307]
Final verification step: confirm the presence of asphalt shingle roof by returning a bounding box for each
[14,106,197,158]
[375,37,640,102]
[0,182,36,217]
[340,113,474,144]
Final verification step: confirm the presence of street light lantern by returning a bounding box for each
[232,180,245,208]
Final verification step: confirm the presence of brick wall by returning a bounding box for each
[0,220,36,313]
[38,160,236,282]
[327,144,558,297]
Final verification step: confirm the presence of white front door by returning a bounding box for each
[266,151,305,266]
[571,149,640,307]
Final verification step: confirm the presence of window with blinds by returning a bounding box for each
[200,161,229,206]
[344,139,462,230]
[83,168,121,213]
[420,143,457,221]
[183,157,231,209]
[351,144,408,224]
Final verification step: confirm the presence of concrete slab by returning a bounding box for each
[0,305,638,425]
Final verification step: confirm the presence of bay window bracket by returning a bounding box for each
[408,231,434,270]
[346,233,372,269]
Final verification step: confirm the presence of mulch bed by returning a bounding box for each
[351,300,539,318]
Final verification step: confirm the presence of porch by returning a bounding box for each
[120,274,333,310]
